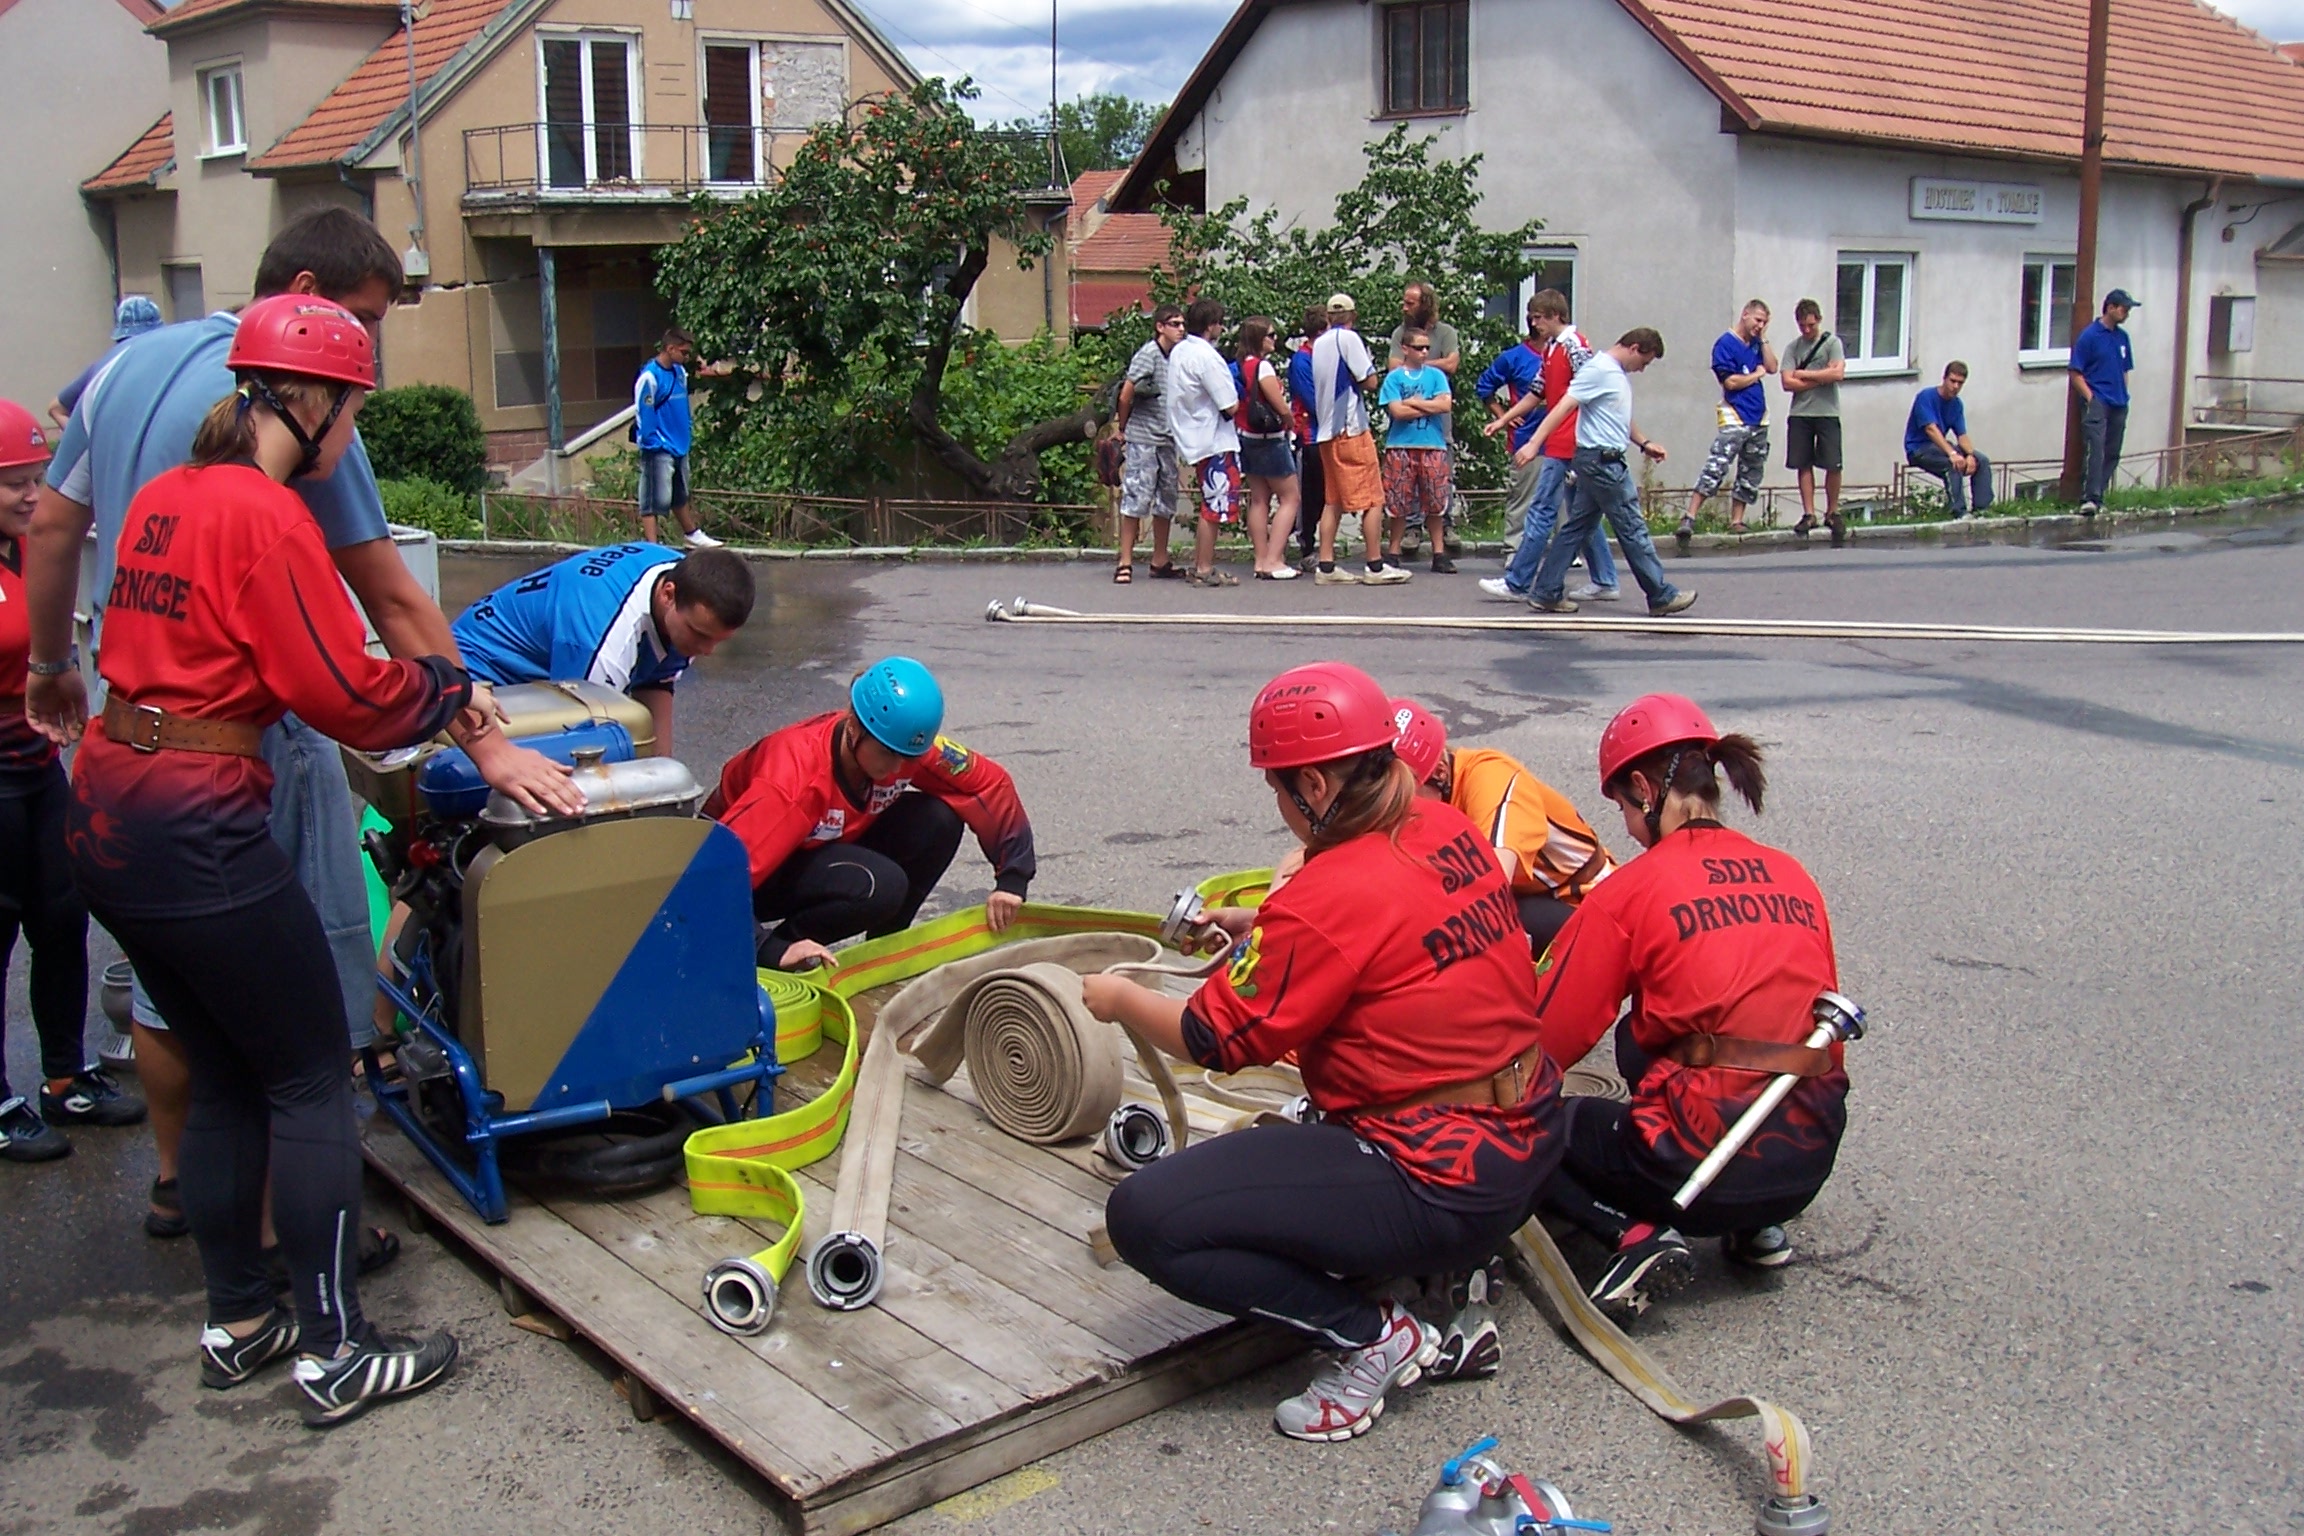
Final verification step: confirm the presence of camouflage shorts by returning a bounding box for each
[1694,421,1769,505]
[1120,439,1182,521]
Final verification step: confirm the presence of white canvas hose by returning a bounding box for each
[985,597,2304,646]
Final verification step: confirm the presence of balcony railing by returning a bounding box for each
[463,122,813,204]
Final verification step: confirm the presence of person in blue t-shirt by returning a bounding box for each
[2069,289,2138,516]
[1681,300,1776,543]
[1379,329,1456,573]
[1904,361,1993,516]
[46,295,162,429]
[452,542,754,758]
[633,328,721,549]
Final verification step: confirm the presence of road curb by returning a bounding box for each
[442,488,2301,566]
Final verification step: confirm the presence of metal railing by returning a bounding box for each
[477,487,1098,548]
[1888,423,2300,506]
[462,122,812,200]
[2192,375,2304,429]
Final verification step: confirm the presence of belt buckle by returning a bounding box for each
[128,703,165,753]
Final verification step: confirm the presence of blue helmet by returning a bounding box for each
[850,657,944,757]
[113,295,163,341]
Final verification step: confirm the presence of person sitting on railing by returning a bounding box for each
[1904,362,1993,517]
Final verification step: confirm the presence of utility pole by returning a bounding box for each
[2058,0,2111,502]
[1049,0,1061,187]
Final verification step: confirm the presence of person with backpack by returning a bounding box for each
[1231,316,1301,581]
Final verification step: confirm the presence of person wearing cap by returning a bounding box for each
[46,295,164,429]
[706,658,1038,969]
[1086,661,1563,1442]
[1530,695,1849,1318]
[1389,699,1614,953]
[0,402,134,1165]
[66,294,473,1424]
[2070,289,2139,517]
[1307,295,1408,585]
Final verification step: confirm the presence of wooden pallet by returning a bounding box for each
[361,997,1299,1536]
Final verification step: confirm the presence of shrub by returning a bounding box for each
[361,385,487,493]
[377,476,482,540]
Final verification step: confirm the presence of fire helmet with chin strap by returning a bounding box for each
[1249,662,1397,770]
[1596,692,1719,799]
[1389,697,1447,785]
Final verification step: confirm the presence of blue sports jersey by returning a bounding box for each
[634,358,692,456]
[1475,341,1546,452]
[452,543,690,692]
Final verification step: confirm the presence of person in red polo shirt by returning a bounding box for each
[1085,662,1563,1442]
[61,298,472,1425]
[1532,694,1849,1318]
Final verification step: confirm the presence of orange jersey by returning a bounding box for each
[1446,748,1613,902]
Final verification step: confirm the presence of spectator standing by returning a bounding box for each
[1231,316,1301,580]
[634,329,722,548]
[1166,298,1243,588]
[1479,290,1616,602]
[1679,300,1775,545]
[1904,362,1992,517]
[1476,297,1547,554]
[47,296,164,429]
[1389,281,1461,558]
[1780,298,1848,546]
[1379,328,1457,574]
[1511,328,1696,617]
[1309,295,1404,585]
[1287,307,1328,569]
[2070,289,2138,517]
[1113,305,1187,583]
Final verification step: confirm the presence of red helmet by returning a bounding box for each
[1249,662,1397,770]
[227,294,376,389]
[1597,693,1719,796]
[0,400,50,469]
[1389,698,1447,784]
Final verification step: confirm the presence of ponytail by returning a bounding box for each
[1620,732,1767,818]
[1705,733,1767,814]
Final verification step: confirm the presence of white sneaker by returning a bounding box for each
[1314,566,1363,586]
[1476,576,1527,603]
[1568,583,1620,602]
[1272,1303,1437,1442]
[683,528,724,548]
[1264,564,1300,581]
[1363,563,1412,585]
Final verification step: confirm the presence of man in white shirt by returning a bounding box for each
[1308,294,1405,585]
[1509,328,1696,616]
[1165,297,1243,587]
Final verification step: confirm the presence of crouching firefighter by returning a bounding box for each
[1083,662,1564,1443]
[706,657,1037,970]
[1532,693,1850,1318]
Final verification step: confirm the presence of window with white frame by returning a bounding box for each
[201,64,245,156]
[2019,255,2077,363]
[1482,246,1579,329]
[1834,253,1912,373]
[539,32,639,188]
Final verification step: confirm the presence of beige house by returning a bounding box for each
[0,0,169,411]
[81,0,1068,469]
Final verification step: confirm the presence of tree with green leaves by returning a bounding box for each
[1138,125,1548,487]
[1005,93,1166,176]
[656,79,1098,501]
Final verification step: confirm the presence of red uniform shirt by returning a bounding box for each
[69,463,468,919]
[1183,803,1563,1209]
[1539,335,1583,461]
[705,710,1037,894]
[1534,822,1847,1198]
[0,536,61,790]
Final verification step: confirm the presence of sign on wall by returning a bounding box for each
[1910,178,2045,224]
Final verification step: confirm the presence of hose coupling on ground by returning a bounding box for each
[804,1231,886,1311]
[1103,1102,1173,1169]
[701,1256,780,1336]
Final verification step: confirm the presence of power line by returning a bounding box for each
[845,0,1051,118]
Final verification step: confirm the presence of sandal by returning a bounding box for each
[1790,516,1815,539]
[1112,564,1133,584]
[146,1177,190,1239]
[1727,521,1750,535]
[1146,561,1185,580]
[261,1227,402,1291]
[1187,568,1238,588]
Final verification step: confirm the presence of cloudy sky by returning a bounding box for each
[845,0,2304,123]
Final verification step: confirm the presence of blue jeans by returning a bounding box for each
[2081,400,2127,505]
[1532,450,1677,609]
[1502,455,1616,594]
[1906,447,1994,515]
[638,449,689,516]
[130,714,377,1049]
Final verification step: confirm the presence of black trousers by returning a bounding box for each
[1294,436,1324,559]
[751,793,964,965]
[96,881,366,1351]
[0,766,89,1099]
[1539,1023,1830,1243]
[1517,892,1574,955]
[1106,1121,1532,1349]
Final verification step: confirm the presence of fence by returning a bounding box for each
[1887,422,2301,507]
[2193,376,2304,430]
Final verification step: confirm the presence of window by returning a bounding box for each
[164,263,206,322]
[1382,1,1469,116]
[1482,248,1579,329]
[2019,256,2077,363]
[1834,253,1911,373]
[702,41,761,183]
[200,64,245,156]
[540,33,638,188]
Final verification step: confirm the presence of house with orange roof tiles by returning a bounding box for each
[1109,0,2304,491]
[72,0,1074,473]
[1067,167,1177,327]
[0,0,169,410]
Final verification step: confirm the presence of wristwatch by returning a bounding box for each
[25,647,77,677]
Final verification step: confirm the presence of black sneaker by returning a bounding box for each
[1590,1224,1696,1316]
[0,1097,71,1162]
[1725,1225,1794,1268]
[1675,516,1695,552]
[294,1326,459,1427]
[1790,515,1815,539]
[1826,513,1848,548]
[200,1305,301,1389]
[41,1067,147,1128]
[1430,554,1457,574]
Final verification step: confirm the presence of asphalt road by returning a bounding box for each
[7,513,2303,1535]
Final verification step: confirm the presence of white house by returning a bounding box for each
[1109,0,2304,494]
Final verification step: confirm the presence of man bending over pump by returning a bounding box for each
[706,657,1036,971]
[451,543,754,757]
[1389,699,1614,952]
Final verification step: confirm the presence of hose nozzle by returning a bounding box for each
[1103,1102,1173,1170]
[1812,991,1866,1044]
[804,1231,885,1311]
[1756,1494,1830,1536]
[702,1256,779,1335]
